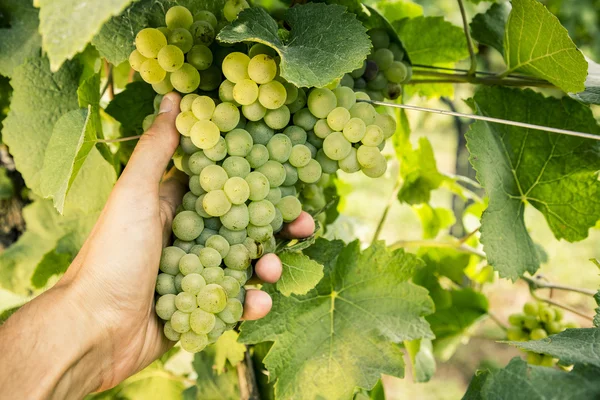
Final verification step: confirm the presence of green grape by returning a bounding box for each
[156,273,177,295]
[187,44,213,70]
[233,79,259,105]
[242,101,267,122]
[297,159,322,183]
[179,253,203,275]
[221,203,250,231]
[190,308,216,334]
[244,237,261,259]
[508,313,525,326]
[189,175,205,196]
[248,54,278,84]
[129,49,148,71]
[202,267,225,284]
[539,307,556,324]
[283,125,307,145]
[249,43,278,58]
[224,0,250,21]
[140,59,166,84]
[176,292,197,312]
[180,94,199,112]
[506,326,527,341]
[175,111,198,136]
[190,120,220,149]
[384,61,408,83]
[198,247,222,268]
[351,61,367,78]
[356,145,381,169]
[340,74,354,89]
[163,321,181,341]
[168,28,194,53]
[539,355,555,367]
[156,294,177,320]
[524,302,539,316]
[189,150,214,175]
[279,185,297,198]
[170,63,201,93]
[166,6,194,29]
[172,273,181,293]
[189,244,205,257]
[197,283,228,313]
[222,156,251,178]
[219,226,247,245]
[222,52,250,83]
[190,21,215,46]
[199,65,222,91]
[220,276,241,298]
[157,26,172,37]
[172,210,204,241]
[245,144,269,169]
[316,149,338,174]
[196,227,217,245]
[530,328,548,340]
[142,114,156,131]
[289,145,312,168]
[333,86,356,110]
[248,200,276,226]
[266,134,292,163]
[258,81,287,110]
[174,239,195,252]
[307,88,337,119]
[343,117,366,143]
[565,322,579,329]
[180,136,200,155]
[157,45,184,72]
[190,96,215,121]
[362,153,387,178]
[194,11,218,28]
[355,91,370,101]
[362,125,384,147]
[270,207,284,232]
[152,75,174,95]
[224,243,251,270]
[203,190,232,217]
[173,151,192,175]
[313,119,332,139]
[206,235,231,258]
[282,81,299,105]
[546,321,563,334]
[368,28,390,49]
[372,48,394,71]
[224,176,250,204]
[282,163,298,186]
[389,42,405,61]
[218,299,244,324]
[263,106,290,130]
[207,316,227,343]
[181,273,206,295]
[256,160,286,187]
[225,129,253,156]
[367,73,388,91]
[180,330,209,353]
[375,113,396,139]
[327,107,351,131]
[219,80,236,103]
[245,171,270,201]
[554,308,564,322]
[170,310,191,333]
[350,102,377,125]
[287,88,307,114]
[338,147,361,173]
[277,196,302,222]
[204,138,227,162]
[323,131,351,161]
[292,108,318,131]
[204,217,222,231]
[200,163,228,193]
[135,28,167,58]
[212,102,240,132]
[266,187,282,204]
[160,246,186,275]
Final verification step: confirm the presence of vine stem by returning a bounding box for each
[410,64,547,81]
[532,293,594,321]
[96,135,142,143]
[487,311,509,331]
[522,275,596,296]
[458,227,480,244]
[456,0,477,76]
[410,70,556,88]
[388,239,486,258]
[371,174,402,245]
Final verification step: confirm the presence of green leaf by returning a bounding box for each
[507,328,600,367]
[38,0,134,71]
[503,0,588,93]
[214,331,246,373]
[276,251,324,296]
[374,0,423,22]
[0,167,14,199]
[185,346,240,400]
[404,338,436,383]
[393,16,470,65]
[3,57,81,196]
[30,246,73,288]
[595,291,600,327]
[413,204,456,239]
[467,86,600,280]
[463,357,600,400]
[570,58,600,105]
[418,247,472,284]
[239,239,434,399]
[40,107,97,213]
[470,2,510,55]
[0,0,41,77]
[218,4,371,88]
[105,81,156,134]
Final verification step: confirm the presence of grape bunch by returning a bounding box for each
[131,4,396,353]
[340,28,412,101]
[507,301,578,366]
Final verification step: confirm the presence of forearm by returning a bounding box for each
[0,283,108,399]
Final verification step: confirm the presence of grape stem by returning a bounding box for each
[96,135,142,143]
[522,275,596,296]
[372,171,402,245]
[237,347,260,400]
[409,70,556,88]
[458,227,480,244]
[410,64,545,81]
[456,0,478,76]
[531,293,594,321]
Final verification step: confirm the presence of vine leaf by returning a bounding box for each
[184,347,240,400]
[570,58,600,106]
[463,358,600,400]
[503,0,587,93]
[218,3,371,88]
[214,331,246,373]
[507,328,600,367]
[30,238,74,288]
[373,0,423,22]
[105,81,156,134]
[470,2,510,56]
[277,252,324,296]
[404,339,436,383]
[595,291,600,327]
[0,0,41,77]
[467,86,600,280]
[239,239,434,399]
[38,0,135,71]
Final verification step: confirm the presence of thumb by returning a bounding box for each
[121,92,182,187]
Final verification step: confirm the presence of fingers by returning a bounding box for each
[241,289,272,320]
[119,92,182,188]
[255,253,282,283]
[280,211,315,239]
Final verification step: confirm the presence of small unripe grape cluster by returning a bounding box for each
[507,301,578,366]
[134,4,397,353]
[340,28,411,101]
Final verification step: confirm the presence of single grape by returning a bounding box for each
[282,81,299,105]
[246,120,274,145]
[176,292,198,312]
[282,163,298,186]
[242,101,267,122]
[246,144,270,169]
[363,60,379,81]
[340,74,354,89]
[222,52,250,83]
[256,160,286,187]
[249,43,278,58]
[384,61,408,83]
[135,28,167,58]
[265,187,282,205]
[287,88,307,114]
[245,171,270,201]
[225,129,254,156]
[207,317,227,343]
[224,0,250,22]
[197,284,228,313]
[224,268,250,286]
[327,107,351,132]
[233,79,259,105]
[205,235,231,258]
[199,65,222,91]
[523,302,539,316]
[368,28,390,49]
[339,147,361,173]
[129,49,148,71]
[288,145,311,168]
[313,119,333,139]
[297,159,322,183]
[276,196,302,222]
[140,59,166,84]
[220,276,241,298]
[307,88,337,119]
[180,94,199,112]
[323,131,351,161]
[181,273,207,295]
[266,134,293,163]
[221,203,250,231]
[179,253,203,275]
[219,226,247,245]
[190,308,216,335]
[292,108,318,131]
[279,185,297,198]
[350,102,377,125]
[258,81,287,110]
[170,310,191,333]
[163,321,181,341]
[389,42,405,60]
[156,273,177,295]
[316,149,339,174]
[168,28,194,53]
[218,298,244,324]
[224,243,251,270]
[362,125,384,147]
[333,86,356,110]
[166,6,194,30]
[190,120,221,149]
[198,247,222,269]
[189,150,215,175]
[172,210,204,241]
[530,328,548,340]
[204,217,222,231]
[354,78,367,89]
[174,238,195,252]
[224,176,251,204]
[191,96,216,120]
[212,102,240,132]
[189,21,215,46]
[175,111,198,136]
[203,190,232,217]
[195,193,212,216]
[194,11,218,28]
[546,321,563,334]
[156,294,177,320]
[375,113,396,139]
[283,125,307,145]
[248,200,276,226]
[222,156,251,178]
[196,227,217,246]
[539,307,556,324]
[372,48,394,71]
[152,75,174,95]
[171,63,201,93]
[362,153,387,178]
[248,54,278,84]
[180,330,209,353]
[506,326,527,341]
[554,308,564,322]
[202,267,225,284]
[187,44,213,70]
[157,45,184,72]
[219,80,236,103]
[180,136,200,155]
[189,175,205,196]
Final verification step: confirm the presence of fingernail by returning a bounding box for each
[159,96,173,114]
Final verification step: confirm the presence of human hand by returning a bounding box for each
[57,92,315,391]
